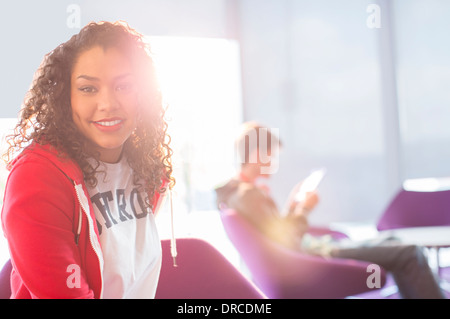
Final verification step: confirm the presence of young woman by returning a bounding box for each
[1,21,175,298]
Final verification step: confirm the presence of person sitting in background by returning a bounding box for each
[215,121,445,299]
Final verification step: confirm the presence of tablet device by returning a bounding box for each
[294,168,326,201]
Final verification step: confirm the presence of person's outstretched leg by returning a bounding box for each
[330,242,445,299]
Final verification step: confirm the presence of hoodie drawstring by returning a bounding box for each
[170,188,178,267]
[75,205,83,245]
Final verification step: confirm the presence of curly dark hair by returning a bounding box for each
[3,21,174,208]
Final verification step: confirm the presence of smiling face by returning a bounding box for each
[70,46,139,163]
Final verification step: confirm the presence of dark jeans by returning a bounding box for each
[330,240,445,299]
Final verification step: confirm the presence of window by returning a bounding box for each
[393,0,450,180]
[148,37,243,258]
[238,0,387,225]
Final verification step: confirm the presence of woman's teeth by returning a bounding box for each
[95,120,122,127]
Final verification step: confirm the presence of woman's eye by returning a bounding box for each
[116,82,135,93]
[78,86,97,94]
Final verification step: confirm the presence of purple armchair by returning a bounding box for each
[155,237,265,299]
[376,188,450,295]
[219,209,386,299]
[2,238,264,299]
[377,189,450,230]
[0,259,12,299]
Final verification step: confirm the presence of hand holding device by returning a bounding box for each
[294,168,326,202]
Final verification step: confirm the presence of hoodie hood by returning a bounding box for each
[9,142,84,184]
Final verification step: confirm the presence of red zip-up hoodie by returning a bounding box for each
[1,142,166,299]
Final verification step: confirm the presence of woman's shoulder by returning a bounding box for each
[6,150,73,195]
[8,142,83,184]
[2,144,80,224]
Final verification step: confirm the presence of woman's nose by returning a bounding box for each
[97,87,119,112]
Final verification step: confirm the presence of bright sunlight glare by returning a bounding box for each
[148,36,244,267]
[147,36,243,200]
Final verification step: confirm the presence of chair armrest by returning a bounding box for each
[307,225,349,240]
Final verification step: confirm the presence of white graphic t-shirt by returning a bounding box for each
[86,156,162,299]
